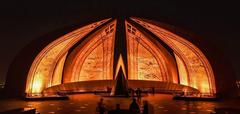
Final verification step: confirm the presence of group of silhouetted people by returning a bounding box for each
[96,98,151,114]
[129,88,142,97]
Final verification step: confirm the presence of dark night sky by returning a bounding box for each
[0,0,240,83]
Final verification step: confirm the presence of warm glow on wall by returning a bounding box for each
[200,82,210,94]
[51,52,68,86]
[25,17,216,95]
[31,73,43,94]
[131,17,216,94]
[170,39,210,93]
[25,19,110,94]
[174,53,189,86]
[64,20,117,82]
[125,21,178,82]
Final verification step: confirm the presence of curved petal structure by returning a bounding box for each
[131,17,216,94]
[25,17,216,95]
[26,19,110,94]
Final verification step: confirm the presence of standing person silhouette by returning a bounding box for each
[96,102,106,114]
[96,98,106,114]
[131,88,135,98]
[129,98,140,113]
[142,100,154,114]
[99,98,104,106]
[152,87,155,95]
[143,101,149,114]
[136,88,142,103]
[108,104,121,114]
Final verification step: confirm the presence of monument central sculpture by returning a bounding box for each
[111,55,129,97]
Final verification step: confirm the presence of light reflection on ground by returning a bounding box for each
[0,94,240,114]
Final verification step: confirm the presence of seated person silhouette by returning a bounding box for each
[142,100,154,114]
[129,98,140,113]
[108,104,122,114]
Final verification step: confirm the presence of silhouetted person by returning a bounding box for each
[115,104,120,111]
[136,88,142,97]
[143,101,149,114]
[108,104,121,114]
[96,102,106,114]
[152,87,155,95]
[129,98,140,113]
[136,88,142,102]
[131,88,135,97]
[96,98,106,114]
[107,86,111,93]
[135,88,139,97]
[142,100,154,114]
[128,88,131,94]
[139,88,142,97]
[99,98,104,105]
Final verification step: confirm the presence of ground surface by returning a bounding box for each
[0,94,240,114]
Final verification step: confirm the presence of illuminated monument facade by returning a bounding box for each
[25,17,216,96]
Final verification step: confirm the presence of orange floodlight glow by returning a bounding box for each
[131,17,216,94]
[25,19,110,94]
[31,73,43,94]
[25,18,216,95]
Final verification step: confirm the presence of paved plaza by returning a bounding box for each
[1,94,240,114]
